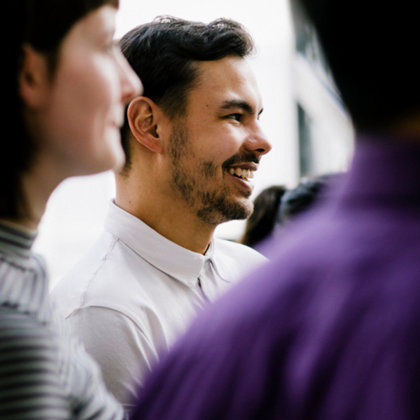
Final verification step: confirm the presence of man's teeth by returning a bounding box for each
[228,167,254,180]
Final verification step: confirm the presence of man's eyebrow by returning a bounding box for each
[220,100,263,116]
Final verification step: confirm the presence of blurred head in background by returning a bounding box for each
[240,185,286,248]
[297,0,420,134]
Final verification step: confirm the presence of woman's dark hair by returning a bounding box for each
[278,179,325,224]
[119,16,255,170]
[240,185,287,248]
[278,173,339,224]
[2,0,119,220]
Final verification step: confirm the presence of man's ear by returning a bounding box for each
[127,97,163,153]
[19,44,49,108]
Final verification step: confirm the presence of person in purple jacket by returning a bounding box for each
[131,0,420,419]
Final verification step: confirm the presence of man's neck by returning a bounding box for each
[115,194,215,255]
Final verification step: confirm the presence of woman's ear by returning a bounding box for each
[19,44,49,108]
[127,97,163,153]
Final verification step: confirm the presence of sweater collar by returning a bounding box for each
[0,221,37,259]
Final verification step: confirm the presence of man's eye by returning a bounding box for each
[227,113,242,122]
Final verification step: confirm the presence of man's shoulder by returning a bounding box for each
[211,237,268,282]
[214,237,267,261]
[50,231,146,318]
[214,237,266,256]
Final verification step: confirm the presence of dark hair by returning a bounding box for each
[119,15,255,170]
[278,180,324,224]
[240,185,287,248]
[2,0,119,220]
[278,173,339,224]
[296,0,420,131]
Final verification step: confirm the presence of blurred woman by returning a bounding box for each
[0,1,141,418]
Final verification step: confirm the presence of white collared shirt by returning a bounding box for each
[51,201,267,411]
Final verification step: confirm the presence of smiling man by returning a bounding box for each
[51,16,271,413]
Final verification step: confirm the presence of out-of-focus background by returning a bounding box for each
[35,0,354,288]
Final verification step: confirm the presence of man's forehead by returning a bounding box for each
[191,57,263,111]
[195,56,255,84]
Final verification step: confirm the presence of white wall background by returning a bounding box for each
[34,0,303,288]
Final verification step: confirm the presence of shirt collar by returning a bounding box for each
[104,201,216,288]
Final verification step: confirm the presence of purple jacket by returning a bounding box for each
[132,136,420,420]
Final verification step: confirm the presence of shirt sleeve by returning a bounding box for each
[65,306,160,412]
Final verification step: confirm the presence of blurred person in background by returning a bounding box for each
[240,184,286,249]
[241,174,337,253]
[278,173,339,224]
[51,16,271,412]
[131,0,420,419]
[0,0,140,418]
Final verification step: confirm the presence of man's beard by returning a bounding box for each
[169,125,253,226]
